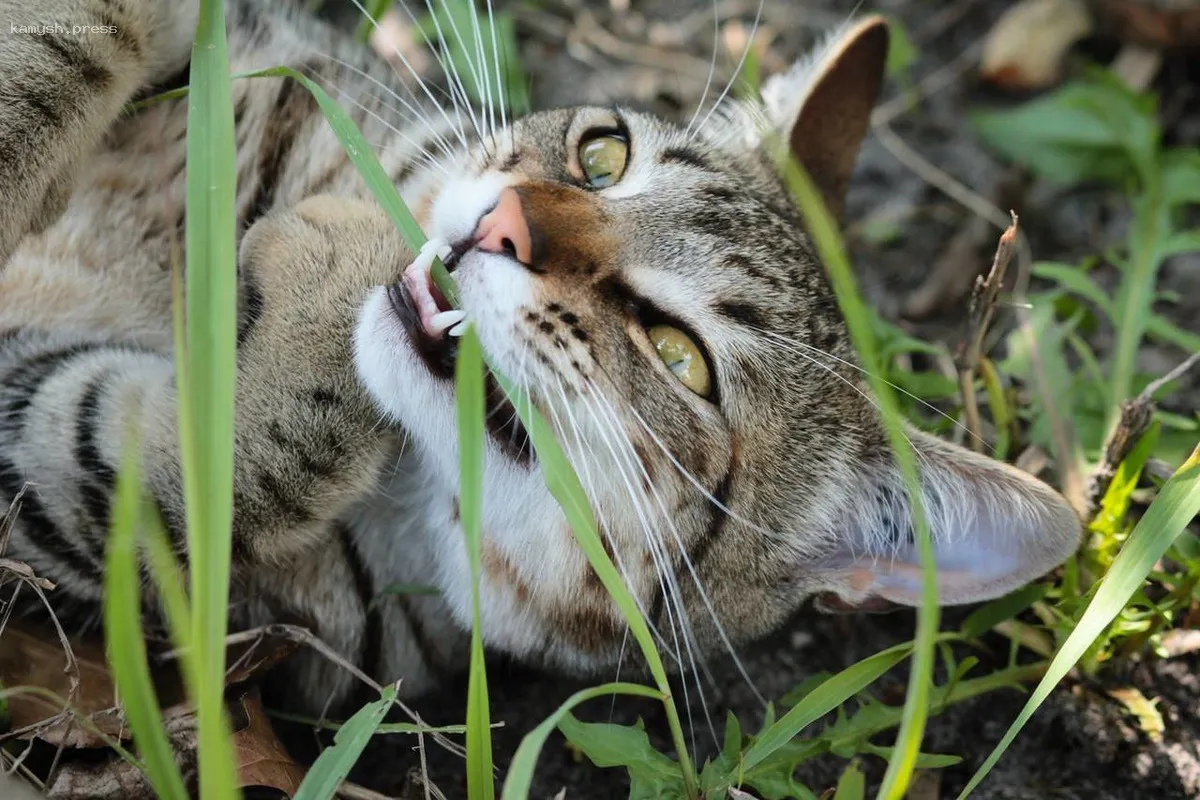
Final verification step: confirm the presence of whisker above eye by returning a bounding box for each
[340,3,477,146]
[690,0,766,141]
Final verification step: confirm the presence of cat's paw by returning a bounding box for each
[237,196,412,365]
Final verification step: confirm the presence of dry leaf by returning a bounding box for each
[230,689,305,797]
[1160,629,1200,658]
[0,623,184,748]
[0,771,46,800]
[1107,686,1165,743]
[980,0,1094,90]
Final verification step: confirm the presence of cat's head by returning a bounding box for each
[354,17,1081,672]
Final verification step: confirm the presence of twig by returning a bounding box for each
[1084,350,1200,517]
[871,113,1084,510]
[336,780,404,800]
[954,214,1019,452]
[158,624,465,758]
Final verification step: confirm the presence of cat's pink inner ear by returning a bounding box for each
[810,426,1083,609]
[787,16,889,221]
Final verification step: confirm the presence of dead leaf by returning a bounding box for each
[1107,686,1165,743]
[1159,629,1200,658]
[229,689,305,798]
[0,623,183,748]
[0,771,45,800]
[908,768,942,800]
[980,0,1094,90]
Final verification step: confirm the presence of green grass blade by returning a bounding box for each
[293,685,398,800]
[183,1,240,796]
[957,442,1200,798]
[103,447,189,800]
[739,640,916,772]
[834,760,866,800]
[499,683,665,800]
[777,154,938,800]
[456,327,495,800]
[498,374,698,794]
[1107,180,1169,432]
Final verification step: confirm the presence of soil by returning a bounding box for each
[303,1,1200,798]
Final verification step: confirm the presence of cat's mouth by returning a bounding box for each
[386,248,533,465]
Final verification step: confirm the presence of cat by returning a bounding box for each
[0,0,1081,715]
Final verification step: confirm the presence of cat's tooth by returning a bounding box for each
[417,237,449,264]
[430,309,466,335]
[448,321,466,337]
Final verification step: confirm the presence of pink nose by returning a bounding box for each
[474,188,532,265]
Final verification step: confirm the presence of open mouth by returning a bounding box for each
[387,245,533,464]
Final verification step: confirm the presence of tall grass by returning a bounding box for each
[85,4,1200,800]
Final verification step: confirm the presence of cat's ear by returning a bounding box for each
[759,16,889,221]
[807,426,1082,609]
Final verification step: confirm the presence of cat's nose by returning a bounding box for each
[474,188,533,265]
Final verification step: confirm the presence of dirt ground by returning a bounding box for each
[284,1,1200,798]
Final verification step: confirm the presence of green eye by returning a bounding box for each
[579,134,628,188]
[648,325,711,397]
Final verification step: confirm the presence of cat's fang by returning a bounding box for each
[430,309,466,336]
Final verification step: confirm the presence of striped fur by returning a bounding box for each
[0,2,1080,714]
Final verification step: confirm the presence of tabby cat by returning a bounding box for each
[0,0,1081,714]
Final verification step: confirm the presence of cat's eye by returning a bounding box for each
[579,134,628,188]
[649,325,710,397]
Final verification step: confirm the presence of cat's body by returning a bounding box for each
[0,0,1081,715]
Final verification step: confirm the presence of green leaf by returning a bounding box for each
[1107,179,1172,431]
[1031,262,1114,317]
[424,1,529,115]
[558,715,685,800]
[1161,148,1200,206]
[738,642,915,773]
[833,760,866,800]
[1147,314,1200,353]
[971,74,1159,185]
[961,583,1050,638]
[103,446,188,800]
[181,1,241,795]
[701,712,744,791]
[1093,423,1160,537]
[884,16,917,78]
[293,685,397,800]
[1161,229,1200,258]
[499,683,664,800]
[958,444,1200,798]
[456,327,495,800]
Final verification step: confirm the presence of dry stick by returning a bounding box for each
[1084,350,1200,518]
[954,215,1019,453]
[871,116,1085,511]
[158,624,465,758]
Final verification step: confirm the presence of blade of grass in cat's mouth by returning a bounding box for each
[386,264,532,465]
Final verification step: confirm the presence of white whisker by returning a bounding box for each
[685,0,722,137]
[692,0,765,139]
[343,1,475,147]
